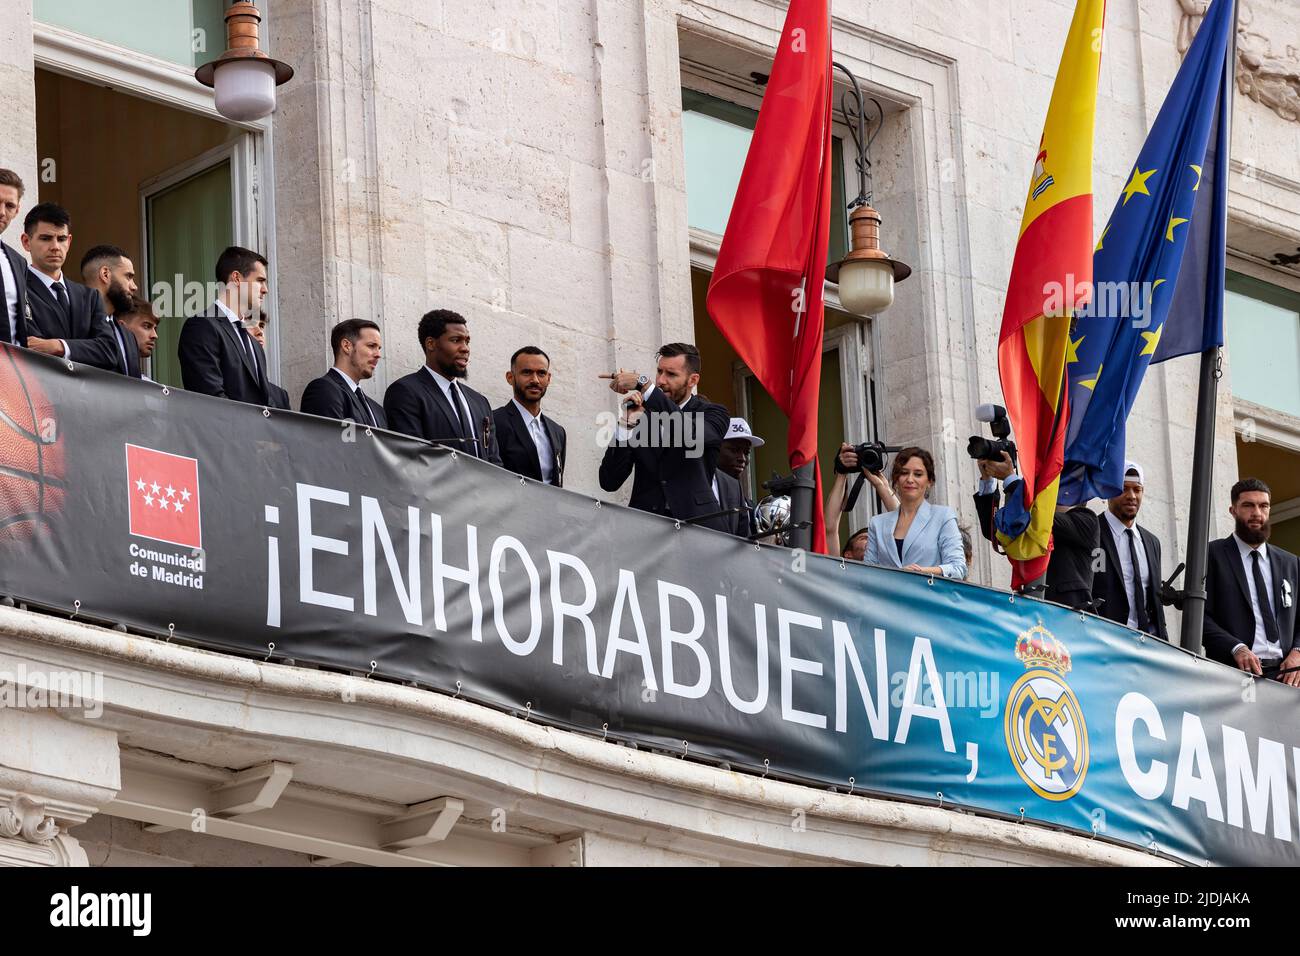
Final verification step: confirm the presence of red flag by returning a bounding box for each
[125,443,202,549]
[705,0,833,552]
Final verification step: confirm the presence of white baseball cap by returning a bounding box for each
[1123,461,1145,487]
[726,418,765,448]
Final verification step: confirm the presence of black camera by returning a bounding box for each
[835,441,902,474]
[966,403,1018,464]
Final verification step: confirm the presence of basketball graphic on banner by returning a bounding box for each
[0,347,65,542]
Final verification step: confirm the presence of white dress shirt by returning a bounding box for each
[29,268,72,356]
[512,398,554,483]
[422,366,478,448]
[1232,534,1280,661]
[1104,510,1150,630]
[0,245,20,343]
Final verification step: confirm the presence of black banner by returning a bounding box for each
[5,347,1300,867]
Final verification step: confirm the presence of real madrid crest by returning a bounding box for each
[1003,624,1089,801]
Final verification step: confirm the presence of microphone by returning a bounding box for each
[975,403,1007,423]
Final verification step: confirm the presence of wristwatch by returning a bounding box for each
[634,374,649,391]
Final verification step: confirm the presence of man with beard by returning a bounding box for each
[384,309,501,464]
[1091,462,1167,640]
[493,346,566,486]
[598,342,730,532]
[301,319,386,427]
[178,245,273,405]
[1204,477,1300,685]
[80,245,142,377]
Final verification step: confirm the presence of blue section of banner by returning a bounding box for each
[1059,0,1233,504]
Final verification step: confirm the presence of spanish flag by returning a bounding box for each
[997,0,1106,587]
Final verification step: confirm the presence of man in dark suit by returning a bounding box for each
[248,311,292,410]
[301,319,387,428]
[598,342,730,532]
[20,203,118,370]
[1092,461,1167,640]
[383,309,501,464]
[0,169,31,347]
[714,417,764,537]
[80,246,144,377]
[493,346,566,486]
[115,296,160,380]
[178,246,273,405]
[1204,477,1300,685]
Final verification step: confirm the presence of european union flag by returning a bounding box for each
[1058,0,1233,505]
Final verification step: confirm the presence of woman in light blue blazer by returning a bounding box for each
[865,446,967,580]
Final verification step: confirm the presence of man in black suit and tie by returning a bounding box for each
[383,309,501,464]
[0,169,32,348]
[178,246,273,405]
[714,417,764,537]
[20,203,119,370]
[248,311,292,410]
[80,245,144,377]
[1204,477,1300,686]
[1091,461,1167,640]
[301,319,387,428]
[598,342,730,532]
[115,296,161,380]
[493,346,566,486]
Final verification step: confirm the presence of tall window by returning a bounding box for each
[1226,271,1300,418]
[34,0,228,69]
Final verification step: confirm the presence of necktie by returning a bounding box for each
[1125,529,1151,634]
[1251,550,1281,646]
[52,281,72,326]
[448,381,473,450]
[354,387,376,426]
[237,325,262,385]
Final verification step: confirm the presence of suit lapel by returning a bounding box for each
[1223,538,1252,608]
[417,369,461,440]
[1269,547,1290,632]
[213,306,260,383]
[541,413,563,482]
[901,500,933,567]
[879,510,903,567]
[507,403,542,475]
[1139,526,1160,610]
[1098,519,1127,618]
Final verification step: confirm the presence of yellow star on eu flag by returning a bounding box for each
[1079,364,1103,390]
[1190,164,1202,191]
[1122,166,1158,205]
[1140,325,1164,356]
[1095,224,1110,253]
[1165,216,1189,242]
[1066,335,1084,364]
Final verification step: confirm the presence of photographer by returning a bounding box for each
[977,451,1098,610]
[825,441,897,556]
[864,447,966,580]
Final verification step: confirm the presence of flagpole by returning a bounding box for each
[1180,0,1237,655]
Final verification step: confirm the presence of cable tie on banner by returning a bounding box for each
[1138,632,1146,644]
[1090,820,1100,840]
[674,520,681,530]
[263,642,275,661]
[365,427,373,438]
[594,499,602,509]
[367,660,378,678]
[65,361,75,372]
[847,776,855,795]
[761,758,770,779]
[680,740,689,759]
[927,575,935,586]
[450,451,458,462]
[1079,609,1088,621]
[1148,840,1158,855]
[262,408,271,418]
[601,722,609,742]
[936,791,943,808]
[452,680,462,700]
[839,561,846,570]
[161,386,170,396]
[519,476,526,485]
[1018,807,1025,824]
[1008,593,1016,604]
[523,701,532,722]
[70,599,80,620]
[167,623,175,644]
